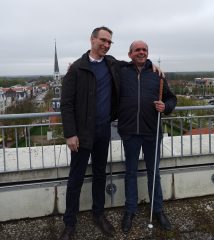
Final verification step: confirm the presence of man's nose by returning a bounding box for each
[104,42,111,48]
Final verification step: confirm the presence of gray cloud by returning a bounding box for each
[0,0,214,75]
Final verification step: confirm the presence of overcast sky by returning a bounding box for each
[0,0,214,76]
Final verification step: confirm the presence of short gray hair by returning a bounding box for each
[129,40,148,53]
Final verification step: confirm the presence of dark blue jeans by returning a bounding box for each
[122,135,163,214]
[63,123,111,227]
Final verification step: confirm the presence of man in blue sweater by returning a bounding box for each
[118,40,177,233]
[60,26,119,240]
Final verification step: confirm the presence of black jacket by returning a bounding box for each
[118,60,177,137]
[60,51,120,149]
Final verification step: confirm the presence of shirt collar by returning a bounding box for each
[89,54,104,63]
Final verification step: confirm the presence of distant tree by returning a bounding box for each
[0,78,26,87]
[35,76,52,85]
[166,71,214,82]
[44,89,54,103]
[3,99,36,145]
[5,99,35,115]
[36,89,54,112]
[175,96,212,131]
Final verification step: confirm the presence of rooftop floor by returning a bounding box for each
[1,195,214,240]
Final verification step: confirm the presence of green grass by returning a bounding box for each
[30,126,49,136]
[10,126,49,147]
[11,137,29,147]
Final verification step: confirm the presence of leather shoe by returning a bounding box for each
[154,211,171,231]
[93,214,115,237]
[121,212,135,234]
[59,225,75,240]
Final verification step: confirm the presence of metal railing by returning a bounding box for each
[162,105,214,157]
[0,106,214,173]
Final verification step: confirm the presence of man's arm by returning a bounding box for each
[152,64,165,78]
[162,78,177,114]
[60,66,78,139]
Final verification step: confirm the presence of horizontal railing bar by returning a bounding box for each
[0,122,61,129]
[0,112,61,120]
[0,105,214,120]
[175,105,214,111]
[163,115,214,120]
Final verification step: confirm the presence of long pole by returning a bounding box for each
[148,78,163,229]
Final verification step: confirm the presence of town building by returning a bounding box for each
[195,77,214,86]
[0,88,6,113]
[0,86,33,113]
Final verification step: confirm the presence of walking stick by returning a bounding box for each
[148,78,163,229]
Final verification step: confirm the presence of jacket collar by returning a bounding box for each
[79,50,115,70]
[127,59,153,70]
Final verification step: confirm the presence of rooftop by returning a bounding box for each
[1,107,214,239]
[1,195,214,240]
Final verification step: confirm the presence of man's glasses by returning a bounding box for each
[97,37,113,45]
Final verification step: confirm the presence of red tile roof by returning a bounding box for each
[184,128,214,135]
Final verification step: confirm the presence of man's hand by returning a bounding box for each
[154,100,165,113]
[152,64,165,78]
[66,136,79,152]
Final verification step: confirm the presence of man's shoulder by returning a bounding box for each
[105,55,128,66]
[71,53,89,68]
[105,54,117,62]
[72,58,82,67]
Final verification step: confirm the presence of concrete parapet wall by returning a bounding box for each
[0,166,214,222]
[0,184,55,221]
[174,168,214,198]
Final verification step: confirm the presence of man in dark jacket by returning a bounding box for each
[60,26,120,240]
[118,40,177,233]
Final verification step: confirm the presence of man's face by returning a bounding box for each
[91,30,113,57]
[128,41,148,66]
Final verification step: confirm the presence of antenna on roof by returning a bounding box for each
[158,57,161,68]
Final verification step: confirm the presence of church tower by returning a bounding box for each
[51,40,62,111]
[53,40,60,84]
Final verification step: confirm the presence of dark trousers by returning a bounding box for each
[122,135,163,214]
[63,123,110,227]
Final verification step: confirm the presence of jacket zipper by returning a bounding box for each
[137,71,141,134]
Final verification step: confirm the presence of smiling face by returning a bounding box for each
[90,29,113,59]
[128,41,148,67]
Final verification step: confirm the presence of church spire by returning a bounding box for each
[52,39,62,105]
[54,40,59,74]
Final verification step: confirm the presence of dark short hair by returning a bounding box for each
[91,26,113,38]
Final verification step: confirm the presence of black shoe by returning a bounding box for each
[93,214,115,237]
[59,225,75,240]
[121,212,135,234]
[154,211,171,231]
